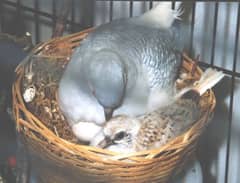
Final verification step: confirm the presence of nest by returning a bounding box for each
[12,28,215,183]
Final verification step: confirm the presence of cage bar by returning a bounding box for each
[172,0,175,9]
[34,0,39,43]
[129,0,133,17]
[109,0,113,21]
[1,1,240,183]
[189,2,196,55]
[70,0,75,33]
[52,0,56,33]
[2,0,81,30]
[210,1,219,66]
[224,2,240,183]
[149,0,153,9]
[199,62,240,78]
[0,0,3,31]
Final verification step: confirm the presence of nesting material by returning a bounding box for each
[21,56,79,143]
[12,29,216,183]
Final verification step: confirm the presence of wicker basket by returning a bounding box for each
[12,28,215,183]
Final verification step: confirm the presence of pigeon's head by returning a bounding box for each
[84,50,127,121]
[92,115,141,149]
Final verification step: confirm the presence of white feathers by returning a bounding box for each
[91,130,135,154]
[194,68,225,96]
[58,81,105,126]
[175,68,225,99]
[72,122,102,142]
[23,85,36,103]
[147,88,173,112]
[139,2,183,29]
[58,80,105,142]
[90,130,105,147]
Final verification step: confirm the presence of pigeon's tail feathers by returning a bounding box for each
[194,68,225,96]
[176,68,225,99]
[140,2,183,29]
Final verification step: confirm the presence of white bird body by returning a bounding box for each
[58,77,105,125]
[139,2,182,29]
[59,2,184,142]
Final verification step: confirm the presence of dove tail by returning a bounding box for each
[140,2,183,29]
[193,68,225,96]
[176,68,225,99]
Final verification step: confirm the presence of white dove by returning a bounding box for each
[58,2,186,142]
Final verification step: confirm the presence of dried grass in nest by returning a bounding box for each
[21,56,79,143]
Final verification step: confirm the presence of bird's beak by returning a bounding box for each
[97,136,113,148]
[104,108,113,121]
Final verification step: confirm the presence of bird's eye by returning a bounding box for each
[114,131,127,141]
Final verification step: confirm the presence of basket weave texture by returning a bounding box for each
[12,29,215,183]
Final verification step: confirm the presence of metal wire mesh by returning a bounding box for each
[0,1,239,183]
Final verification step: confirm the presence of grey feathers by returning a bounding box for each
[58,3,185,142]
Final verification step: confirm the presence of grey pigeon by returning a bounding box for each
[58,3,185,142]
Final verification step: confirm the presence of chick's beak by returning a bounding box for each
[104,108,114,121]
[98,136,113,148]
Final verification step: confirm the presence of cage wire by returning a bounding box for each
[0,0,240,183]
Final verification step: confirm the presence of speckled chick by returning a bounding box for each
[90,99,199,153]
